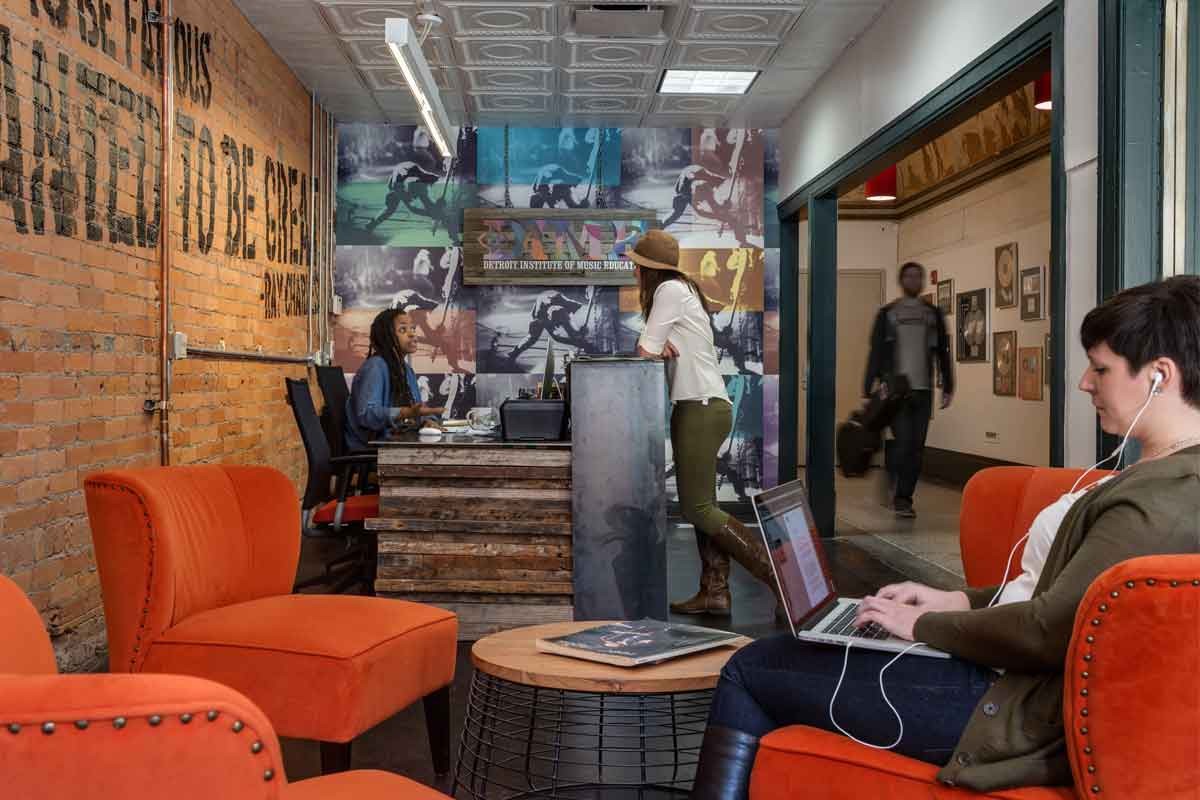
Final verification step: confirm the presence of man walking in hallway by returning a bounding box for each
[863,262,954,518]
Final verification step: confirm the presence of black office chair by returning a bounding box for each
[315,364,377,492]
[284,377,377,595]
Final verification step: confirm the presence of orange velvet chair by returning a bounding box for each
[0,574,455,799]
[83,465,458,774]
[748,467,1199,799]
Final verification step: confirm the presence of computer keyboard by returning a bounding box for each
[824,603,890,640]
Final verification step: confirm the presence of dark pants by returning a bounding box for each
[708,635,995,765]
[885,389,933,506]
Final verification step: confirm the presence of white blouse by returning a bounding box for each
[994,475,1115,606]
[637,280,730,405]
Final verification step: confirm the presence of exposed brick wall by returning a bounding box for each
[0,0,319,671]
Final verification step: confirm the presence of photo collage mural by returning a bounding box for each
[334,125,782,502]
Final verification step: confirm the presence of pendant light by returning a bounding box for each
[864,164,897,202]
[1034,70,1052,111]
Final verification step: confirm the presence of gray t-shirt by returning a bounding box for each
[891,297,932,390]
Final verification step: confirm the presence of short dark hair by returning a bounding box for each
[1080,275,1200,408]
[898,261,925,282]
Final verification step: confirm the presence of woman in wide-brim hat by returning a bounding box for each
[630,229,778,616]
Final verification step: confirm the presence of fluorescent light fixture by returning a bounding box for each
[659,70,759,95]
[385,17,454,158]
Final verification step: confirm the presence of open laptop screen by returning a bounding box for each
[752,480,836,629]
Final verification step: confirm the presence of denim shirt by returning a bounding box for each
[344,355,425,451]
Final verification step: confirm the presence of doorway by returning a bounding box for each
[797,269,885,467]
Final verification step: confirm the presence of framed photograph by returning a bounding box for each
[920,291,934,306]
[993,331,1017,395]
[995,242,1018,308]
[1019,346,1044,400]
[936,335,952,387]
[936,279,954,315]
[1044,333,1051,386]
[1020,265,1045,321]
[955,288,989,362]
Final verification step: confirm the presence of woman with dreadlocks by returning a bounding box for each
[345,308,444,451]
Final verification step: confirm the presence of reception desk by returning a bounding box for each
[368,357,667,640]
[366,435,574,640]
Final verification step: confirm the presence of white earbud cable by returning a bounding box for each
[1069,381,1156,494]
[828,639,926,750]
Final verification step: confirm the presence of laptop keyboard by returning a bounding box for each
[823,602,890,640]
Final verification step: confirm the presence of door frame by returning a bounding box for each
[796,268,886,468]
[777,3,1067,536]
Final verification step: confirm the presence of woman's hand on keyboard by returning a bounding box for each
[874,582,970,613]
[853,596,923,642]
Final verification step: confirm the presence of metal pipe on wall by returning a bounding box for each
[186,346,315,365]
[312,94,321,357]
[325,109,335,362]
[158,0,174,466]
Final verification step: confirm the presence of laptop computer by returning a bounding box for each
[751,479,949,659]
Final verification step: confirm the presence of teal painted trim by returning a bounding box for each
[1188,0,1200,275]
[806,193,838,538]
[1049,0,1066,467]
[1097,0,1166,462]
[778,4,1058,216]
[779,216,800,484]
[1099,0,1165,293]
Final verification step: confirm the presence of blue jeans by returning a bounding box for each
[708,634,997,766]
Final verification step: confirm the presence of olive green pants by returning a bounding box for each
[671,399,733,537]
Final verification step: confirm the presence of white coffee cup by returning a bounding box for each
[467,406,498,433]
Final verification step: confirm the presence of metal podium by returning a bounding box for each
[568,357,668,622]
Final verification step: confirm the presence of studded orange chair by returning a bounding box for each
[83,465,457,774]
[0,574,455,799]
[747,467,1200,799]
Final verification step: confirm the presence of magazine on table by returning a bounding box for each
[535,619,741,667]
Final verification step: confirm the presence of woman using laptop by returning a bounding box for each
[345,308,443,452]
[629,230,779,615]
[693,276,1200,798]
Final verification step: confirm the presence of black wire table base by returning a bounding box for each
[452,670,713,800]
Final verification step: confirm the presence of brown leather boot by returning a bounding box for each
[670,531,731,615]
[709,516,788,621]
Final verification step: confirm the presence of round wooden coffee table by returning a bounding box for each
[452,622,750,800]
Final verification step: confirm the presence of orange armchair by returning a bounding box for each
[747,466,1200,799]
[0,575,454,799]
[83,465,457,773]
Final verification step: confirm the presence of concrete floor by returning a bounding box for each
[281,470,965,790]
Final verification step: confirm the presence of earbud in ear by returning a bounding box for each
[1152,370,1165,394]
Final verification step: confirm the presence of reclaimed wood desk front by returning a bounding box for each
[365,433,573,640]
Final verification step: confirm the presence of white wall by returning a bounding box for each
[778,0,1050,198]
[1062,0,1101,468]
[797,220,899,274]
[898,156,1052,465]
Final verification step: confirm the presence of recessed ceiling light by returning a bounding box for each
[659,70,759,95]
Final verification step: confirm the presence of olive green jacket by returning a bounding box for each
[913,446,1200,791]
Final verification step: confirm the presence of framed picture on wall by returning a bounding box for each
[1020,265,1045,321]
[993,331,1016,395]
[1019,346,1044,400]
[937,279,954,315]
[1044,333,1051,386]
[995,242,1018,308]
[955,288,989,362]
[920,291,935,306]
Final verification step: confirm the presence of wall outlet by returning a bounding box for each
[171,331,188,360]
[985,431,999,442]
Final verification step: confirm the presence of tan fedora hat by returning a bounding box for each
[627,229,683,272]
